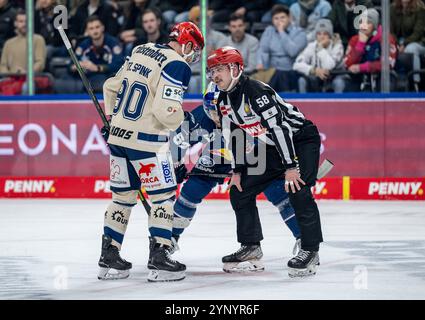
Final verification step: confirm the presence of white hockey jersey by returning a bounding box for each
[103,42,191,153]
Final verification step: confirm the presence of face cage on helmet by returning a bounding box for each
[182,43,202,64]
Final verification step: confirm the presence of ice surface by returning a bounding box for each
[0,199,424,300]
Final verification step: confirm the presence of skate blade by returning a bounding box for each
[147,269,186,282]
[98,267,130,280]
[288,263,318,278]
[223,260,265,273]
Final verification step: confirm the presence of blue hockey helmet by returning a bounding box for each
[203,82,220,120]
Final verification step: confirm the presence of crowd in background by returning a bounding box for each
[0,0,425,94]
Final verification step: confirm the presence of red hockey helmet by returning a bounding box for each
[207,47,244,91]
[169,22,205,63]
[207,47,244,71]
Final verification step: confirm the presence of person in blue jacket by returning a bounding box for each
[73,15,124,92]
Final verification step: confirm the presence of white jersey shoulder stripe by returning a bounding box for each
[161,70,188,90]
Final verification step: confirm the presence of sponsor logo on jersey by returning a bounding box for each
[219,105,232,116]
[261,107,278,120]
[244,103,254,117]
[162,85,183,103]
[238,122,268,137]
[110,126,133,140]
[4,180,55,193]
[152,206,173,221]
[161,161,174,184]
[134,45,168,67]
[141,176,160,184]
[111,210,128,226]
[368,182,423,196]
[110,159,121,179]
[138,163,156,177]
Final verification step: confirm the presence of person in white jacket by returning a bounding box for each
[293,19,346,92]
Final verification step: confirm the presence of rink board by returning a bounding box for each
[0,176,424,200]
[0,95,424,200]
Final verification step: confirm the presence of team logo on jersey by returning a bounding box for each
[139,163,156,176]
[163,85,183,103]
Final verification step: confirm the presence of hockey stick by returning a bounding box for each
[57,26,152,215]
[187,158,334,180]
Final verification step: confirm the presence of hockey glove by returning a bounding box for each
[101,125,110,143]
[174,164,188,184]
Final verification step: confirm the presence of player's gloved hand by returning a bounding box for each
[101,125,110,143]
[174,164,188,184]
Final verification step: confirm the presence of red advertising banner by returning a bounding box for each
[349,177,425,200]
[1,97,425,178]
[0,176,342,200]
[2,176,423,200]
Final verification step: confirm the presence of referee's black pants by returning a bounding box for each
[229,121,323,252]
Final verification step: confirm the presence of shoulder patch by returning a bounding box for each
[162,85,184,103]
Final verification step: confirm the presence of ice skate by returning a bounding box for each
[222,244,264,273]
[147,237,186,282]
[98,235,132,280]
[287,249,319,278]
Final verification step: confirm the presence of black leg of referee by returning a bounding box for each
[229,145,285,244]
[289,122,323,252]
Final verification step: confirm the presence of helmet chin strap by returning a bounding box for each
[223,64,242,92]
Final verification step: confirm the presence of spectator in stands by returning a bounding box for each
[344,8,397,91]
[59,15,124,93]
[257,4,307,92]
[209,1,243,23]
[124,8,168,56]
[293,19,346,92]
[70,0,120,38]
[262,0,298,23]
[120,0,159,48]
[158,0,197,25]
[0,0,17,57]
[225,0,273,23]
[35,0,66,61]
[290,0,332,42]
[131,8,169,51]
[217,14,259,73]
[0,9,46,74]
[391,0,425,89]
[187,5,226,93]
[327,0,373,48]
